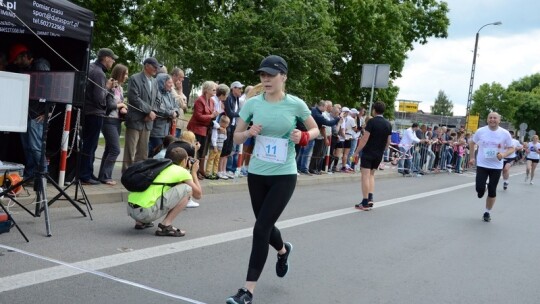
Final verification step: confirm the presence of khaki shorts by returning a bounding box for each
[127,183,192,224]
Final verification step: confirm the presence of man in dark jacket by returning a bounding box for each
[122,57,161,172]
[309,100,341,174]
[222,81,243,176]
[80,48,117,184]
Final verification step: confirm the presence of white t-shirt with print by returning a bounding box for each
[527,142,540,160]
[343,116,356,140]
[472,126,513,169]
[506,139,521,158]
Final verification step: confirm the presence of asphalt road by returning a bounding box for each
[1,165,539,304]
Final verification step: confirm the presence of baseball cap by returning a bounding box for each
[97,48,118,60]
[342,107,350,112]
[256,55,288,76]
[9,44,28,63]
[143,57,162,69]
[350,108,359,114]
[231,81,244,89]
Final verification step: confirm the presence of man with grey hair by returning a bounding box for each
[123,57,162,172]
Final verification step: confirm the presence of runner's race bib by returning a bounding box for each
[484,148,498,159]
[254,135,288,164]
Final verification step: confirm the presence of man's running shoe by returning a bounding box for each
[226,288,253,304]
[483,212,491,222]
[276,242,293,277]
[503,182,508,190]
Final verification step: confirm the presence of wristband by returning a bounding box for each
[299,131,310,147]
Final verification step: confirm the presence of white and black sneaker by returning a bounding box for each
[483,212,491,222]
[226,288,253,304]
[276,242,293,278]
[503,182,508,190]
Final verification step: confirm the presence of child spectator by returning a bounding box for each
[207,115,230,179]
[153,135,178,159]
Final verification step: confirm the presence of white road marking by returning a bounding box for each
[0,244,207,304]
[0,181,479,295]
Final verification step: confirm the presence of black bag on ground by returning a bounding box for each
[121,158,174,192]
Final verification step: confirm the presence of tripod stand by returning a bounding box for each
[31,101,91,236]
[46,107,93,219]
[0,177,33,242]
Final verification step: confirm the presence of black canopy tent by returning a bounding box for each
[0,0,94,181]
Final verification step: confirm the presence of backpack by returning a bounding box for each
[121,158,175,192]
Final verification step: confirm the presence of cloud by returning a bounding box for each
[395,29,540,116]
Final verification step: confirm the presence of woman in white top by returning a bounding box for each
[525,135,540,184]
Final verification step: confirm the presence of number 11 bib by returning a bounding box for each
[254,135,289,164]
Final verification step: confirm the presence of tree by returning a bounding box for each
[470,82,509,120]
[507,73,540,93]
[431,90,453,116]
[329,0,449,109]
[513,97,540,140]
[70,0,449,107]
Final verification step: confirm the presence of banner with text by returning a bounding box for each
[466,114,479,132]
[398,101,419,113]
[0,0,93,42]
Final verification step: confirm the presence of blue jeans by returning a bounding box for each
[80,114,103,181]
[20,117,45,178]
[398,146,414,173]
[98,118,121,182]
[226,144,240,172]
[347,138,358,167]
[441,148,453,169]
[148,137,164,158]
[296,139,315,172]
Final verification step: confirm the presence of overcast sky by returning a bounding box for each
[394,0,540,116]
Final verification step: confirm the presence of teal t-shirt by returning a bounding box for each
[240,93,311,176]
[128,164,192,208]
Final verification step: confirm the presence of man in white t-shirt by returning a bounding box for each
[398,123,425,174]
[468,112,515,222]
[502,130,522,190]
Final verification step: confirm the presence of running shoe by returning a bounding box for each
[226,288,253,304]
[503,182,508,190]
[531,181,534,185]
[483,212,491,222]
[354,203,371,211]
[276,242,293,278]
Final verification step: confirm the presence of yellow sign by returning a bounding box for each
[466,114,479,132]
[398,101,418,113]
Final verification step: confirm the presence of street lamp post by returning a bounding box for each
[465,21,502,131]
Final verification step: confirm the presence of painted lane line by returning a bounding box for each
[0,180,479,293]
[0,244,207,304]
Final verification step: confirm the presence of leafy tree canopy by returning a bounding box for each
[431,90,453,116]
[72,0,449,111]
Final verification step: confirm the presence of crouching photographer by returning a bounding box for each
[126,147,202,237]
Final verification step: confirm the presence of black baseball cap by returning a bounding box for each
[143,57,163,69]
[256,55,288,75]
[97,48,118,60]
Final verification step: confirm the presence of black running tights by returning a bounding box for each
[246,173,297,282]
[476,166,502,198]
